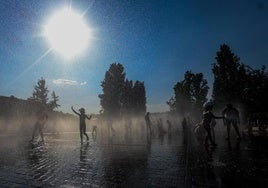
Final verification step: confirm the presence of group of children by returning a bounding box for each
[195,102,241,147]
[145,112,173,137]
[30,102,242,147]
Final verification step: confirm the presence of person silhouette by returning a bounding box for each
[30,107,48,144]
[167,120,172,134]
[92,125,97,135]
[222,104,241,140]
[92,125,97,141]
[210,118,216,143]
[71,106,92,144]
[157,118,165,135]
[145,112,152,136]
[182,117,187,130]
[202,102,224,147]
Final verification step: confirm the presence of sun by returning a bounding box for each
[43,8,91,59]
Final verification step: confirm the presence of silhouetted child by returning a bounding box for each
[157,118,166,135]
[30,108,48,144]
[91,125,97,141]
[202,103,224,147]
[222,104,241,140]
[194,122,206,144]
[182,117,187,130]
[92,125,97,135]
[71,106,92,144]
[210,118,216,143]
[145,112,152,136]
[167,120,172,134]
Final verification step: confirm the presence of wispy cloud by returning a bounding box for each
[80,81,87,85]
[53,79,87,86]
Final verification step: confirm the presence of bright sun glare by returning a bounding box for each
[43,8,90,59]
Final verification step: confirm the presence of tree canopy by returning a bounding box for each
[212,44,245,105]
[28,77,60,111]
[99,63,126,116]
[171,71,209,116]
[99,63,146,117]
[212,44,268,114]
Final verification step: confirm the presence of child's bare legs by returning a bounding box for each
[31,129,36,142]
[211,127,215,143]
[233,121,241,139]
[83,130,89,141]
[30,123,38,142]
[80,124,89,143]
[80,131,83,144]
[39,128,44,144]
[204,124,216,146]
[92,126,97,135]
[226,121,231,139]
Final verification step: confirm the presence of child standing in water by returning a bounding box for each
[71,106,92,144]
[30,107,48,144]
[202,103,224,147]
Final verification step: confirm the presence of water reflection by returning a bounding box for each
[204,145,216,162]
[80,142,89,163]
[227,139,241,151]
[0,127,263,188]
[27,143,50,182]
[79,142,90,176]
[101,143,149,186]
[158,132,165,145]
[92,132,97,141]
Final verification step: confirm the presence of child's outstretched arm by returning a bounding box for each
[71,106,80,116]
[210,112,224,119]
[86,114,92,120]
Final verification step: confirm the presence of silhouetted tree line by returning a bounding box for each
[212,44,268,114]
[168,44,268,117]
[99,63,146,117]
[0,78,60,120]
[0,95,38,118]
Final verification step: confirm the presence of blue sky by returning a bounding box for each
[0,0,267,114]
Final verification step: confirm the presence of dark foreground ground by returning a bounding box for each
[0,127,268,188]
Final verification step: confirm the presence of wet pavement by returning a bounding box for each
[0,127,268,187]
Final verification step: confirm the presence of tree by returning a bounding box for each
[29,77,49,106]
[132,81,146,115]
[242,65,268,113]
[172,71,209,116]
[212,44,245,106]
[121,79,134,114]
[212,44,268,115]
[166,97,176,112]
[99,63,126,116]
[99,63,147,117]
[28,78,60,111]
[174,81,191,114]
[191,72,209,114]
[174,73,192,115]
[48,91,61,110]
